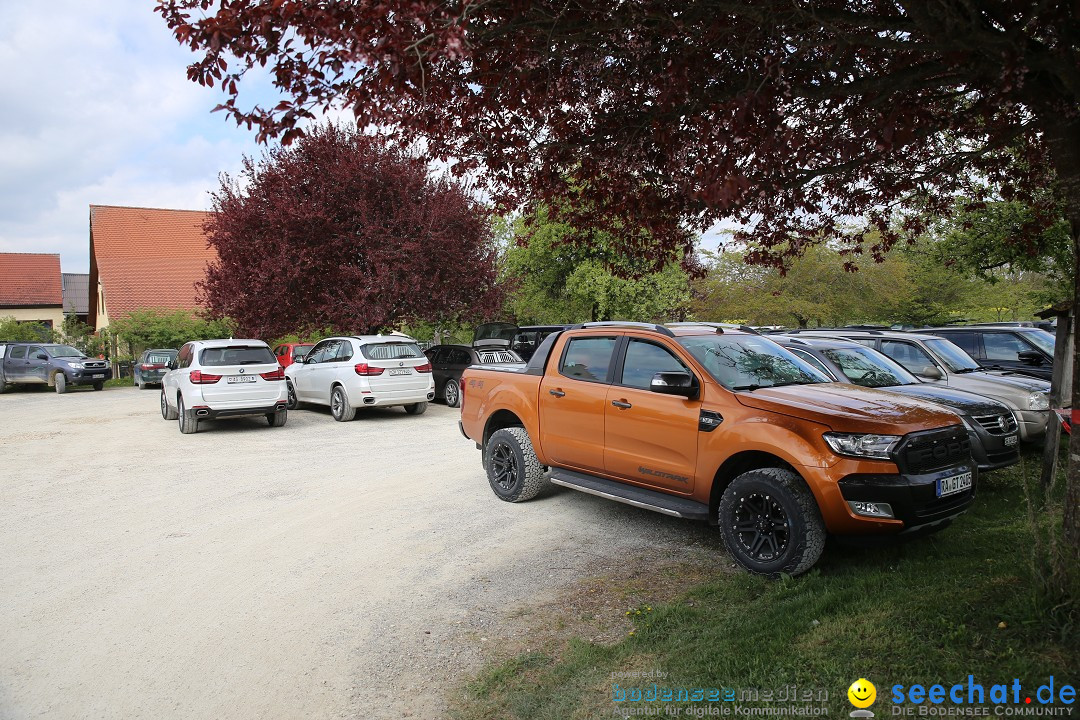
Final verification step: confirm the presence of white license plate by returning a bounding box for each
[937,471,973,498]
[227,375,256,384]
[389,368,411,376]
[1004,435,1018,447]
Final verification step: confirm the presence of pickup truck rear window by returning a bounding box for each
[200,346,276,366]
[560,337,617,382]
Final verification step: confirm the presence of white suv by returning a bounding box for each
[160,339,289,434]
[284,335,435,421]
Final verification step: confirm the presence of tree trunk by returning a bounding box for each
[1044,115,1080,572]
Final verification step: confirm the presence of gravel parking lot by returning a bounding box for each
[0,386,719,719]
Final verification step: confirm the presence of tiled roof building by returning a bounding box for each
[0,253,64,329]
[88,205,216,329]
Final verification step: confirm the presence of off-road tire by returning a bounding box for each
[267,409,288,427]
[443,379,460,408]
[54,372,67,394]
[161,389,178,420]
[330,385,356,422]
[93,381,104,391]
[485,427,547,502]
[178,395,199,434]
[137,380,146,390]
[718,467,825,577]
[0,371,7,393]
[286,380,299,410]
[404,401,427,415]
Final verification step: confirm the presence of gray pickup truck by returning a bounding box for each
[0,342,111,393]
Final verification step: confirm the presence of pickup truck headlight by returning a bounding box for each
[66,361,85,369]
[823,432,901,460]
[1027,392,1050,411]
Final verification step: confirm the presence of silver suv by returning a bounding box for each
[160,339,288,434]
[791,330,1052,441]
[284,335,435,421]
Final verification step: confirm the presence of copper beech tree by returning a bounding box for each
[199,124,502,338]
[159,2,1080,573]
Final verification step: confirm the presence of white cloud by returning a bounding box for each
[0,0,272,272]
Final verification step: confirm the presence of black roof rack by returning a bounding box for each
[571,321,675,337]
[774,336,809,345]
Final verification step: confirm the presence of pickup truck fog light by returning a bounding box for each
[848,501,895,519]
[823,432,900,460]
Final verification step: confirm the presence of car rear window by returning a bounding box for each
[199,346,276,366]
[147,351,177,365]
[361,342,423,360]
[293,345,313,358]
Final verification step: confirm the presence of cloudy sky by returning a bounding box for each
[0,2,727,275]
[0,1,277,273]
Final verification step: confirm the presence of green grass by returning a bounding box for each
[452,452,1077,719]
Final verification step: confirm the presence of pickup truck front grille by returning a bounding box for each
[894,426,971,474]
[971,413,1018,435]
[82,360,107,369]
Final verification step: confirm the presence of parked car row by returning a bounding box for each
[153,334,435,433]
[457,320,1058,578]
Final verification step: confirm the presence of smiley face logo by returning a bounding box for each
[848,678,877,709]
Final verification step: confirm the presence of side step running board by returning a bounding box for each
[549,468,710,521]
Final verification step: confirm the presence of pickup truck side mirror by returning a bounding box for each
[650,371,699,399]
[34,352,48,361]
[1017,350,1045,366]
[917,366,943,380]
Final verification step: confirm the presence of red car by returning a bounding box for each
[273,343,314,368]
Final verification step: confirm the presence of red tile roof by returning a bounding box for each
[90,205,217,320]
[0,253,63,307]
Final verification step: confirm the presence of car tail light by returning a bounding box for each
[460,379,465,406]
[415,362,432,373]
[260,367,285,381]
[354,363,385,376]
[189,370,222,384]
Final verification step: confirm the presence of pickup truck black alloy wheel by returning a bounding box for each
[485,427,547,502]
[719,468,824,577]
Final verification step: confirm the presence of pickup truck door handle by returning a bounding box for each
[549,389,566,398]
[611,400,632,409]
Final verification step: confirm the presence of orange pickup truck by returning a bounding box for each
[459,322,977,576]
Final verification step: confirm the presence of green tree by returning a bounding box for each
[0,317,55,342]
[58,314,103,356]
[108,309,235,359]
[504,208,693,324]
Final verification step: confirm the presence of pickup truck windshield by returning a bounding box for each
[42,345,83,358]
[677,336,829,390]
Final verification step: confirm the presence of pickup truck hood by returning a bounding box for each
[733,383,961,434]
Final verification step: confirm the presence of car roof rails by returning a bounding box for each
[665,322,761,335]
[572,321,676,337]
[775,336,808,345]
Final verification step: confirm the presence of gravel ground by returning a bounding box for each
[0,385,720,719]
